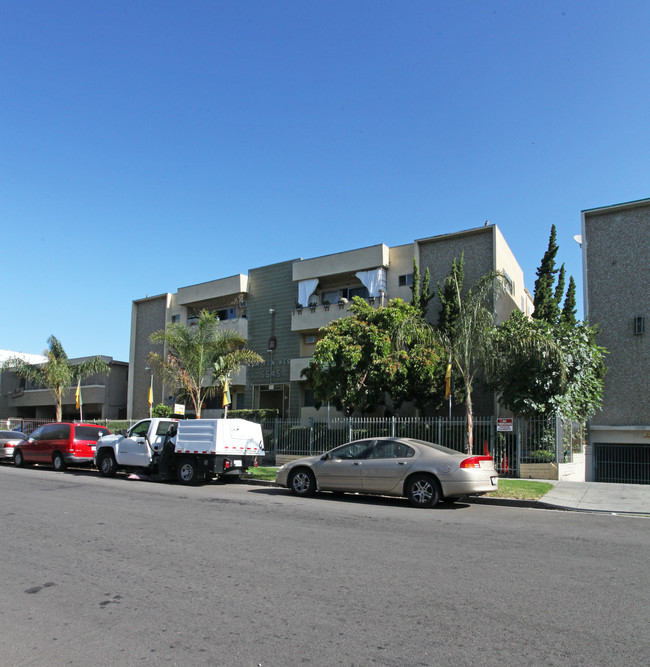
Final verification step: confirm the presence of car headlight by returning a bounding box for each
[277,464,286,472]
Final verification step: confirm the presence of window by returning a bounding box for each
[370,440,415,459]
[171,314,180,323]
[331,440,374,460]
[399,274,414,287]
[503,272,514,295]
[347,286,369,300]
[321,290,340,304]
[156,421,177,437]
[75,426,109,441]
[43,424,70,440]
[130,421,151,438]
[217,308,237,320]
[303,389,315,407]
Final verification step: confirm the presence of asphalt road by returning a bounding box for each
[1,464,648,666]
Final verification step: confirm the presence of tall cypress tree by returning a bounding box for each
[550,263,566,325]
[410,258,434,317]
[533,225,560,323]
[560,275,578,327]
[437,254,464,336]
[410,258,421,310]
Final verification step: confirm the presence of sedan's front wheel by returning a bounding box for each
[406,474,439,508]
[14,449,25,468]
[289,469,316,497]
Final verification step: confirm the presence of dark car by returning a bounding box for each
[13,423,111,470]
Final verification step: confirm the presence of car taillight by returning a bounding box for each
[460,455,493,469]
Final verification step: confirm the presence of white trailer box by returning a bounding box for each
[175,419,264,457]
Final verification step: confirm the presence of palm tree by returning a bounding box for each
[147,309,263,418]
[2,336,110,422]
[396,272,506,454]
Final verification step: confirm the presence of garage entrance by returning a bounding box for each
[594,443,650,484]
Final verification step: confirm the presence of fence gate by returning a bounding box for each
[594,443,650,485]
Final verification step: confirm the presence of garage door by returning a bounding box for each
[594,443,650,484]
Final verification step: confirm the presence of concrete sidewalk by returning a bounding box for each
[537,481,650,516]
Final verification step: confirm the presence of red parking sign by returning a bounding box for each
[497,418,513,432]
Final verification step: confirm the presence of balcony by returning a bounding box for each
[293,245,389,282]
[291,300,355,332]
[218,317,248,339]
[177,274,248,307]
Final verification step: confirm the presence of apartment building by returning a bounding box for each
[0,352,128,421]
[128,224,532,419]
[581,198,650,483]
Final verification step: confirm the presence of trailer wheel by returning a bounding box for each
[97,451,118,477]
[176,458,198,485]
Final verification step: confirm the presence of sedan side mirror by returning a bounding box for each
[320,453,329,461]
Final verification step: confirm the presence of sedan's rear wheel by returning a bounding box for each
[289,469,316,497]
[406,474,439,508]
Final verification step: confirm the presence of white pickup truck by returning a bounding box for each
[94,418,264,484]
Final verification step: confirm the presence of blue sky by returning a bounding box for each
[2,1,650,362]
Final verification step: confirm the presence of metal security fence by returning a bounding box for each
[594,443,650,485]
[259,415,570,478]
[3,413,583,480]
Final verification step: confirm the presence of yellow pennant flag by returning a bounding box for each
[444,363,452,399]
[222,379,231,407]
[75,379,82,410]
[148,384,153,407]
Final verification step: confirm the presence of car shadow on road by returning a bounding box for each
[247,486,472,510]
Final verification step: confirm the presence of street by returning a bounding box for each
[1,464,648,666]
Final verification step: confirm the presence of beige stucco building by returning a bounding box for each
[128,224,532,420]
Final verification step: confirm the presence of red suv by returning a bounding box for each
[13,423,111,470]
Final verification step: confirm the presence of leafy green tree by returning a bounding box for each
[147,309,263,418]
[489,311,606,422]
[533,225,560,323]
[303,298,445,416]
[302,304,395,416]
[2,336,110,421]
[560,276,578,327]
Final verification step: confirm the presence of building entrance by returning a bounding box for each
[254,384,289,418]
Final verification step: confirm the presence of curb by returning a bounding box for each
[244,479,547,510]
